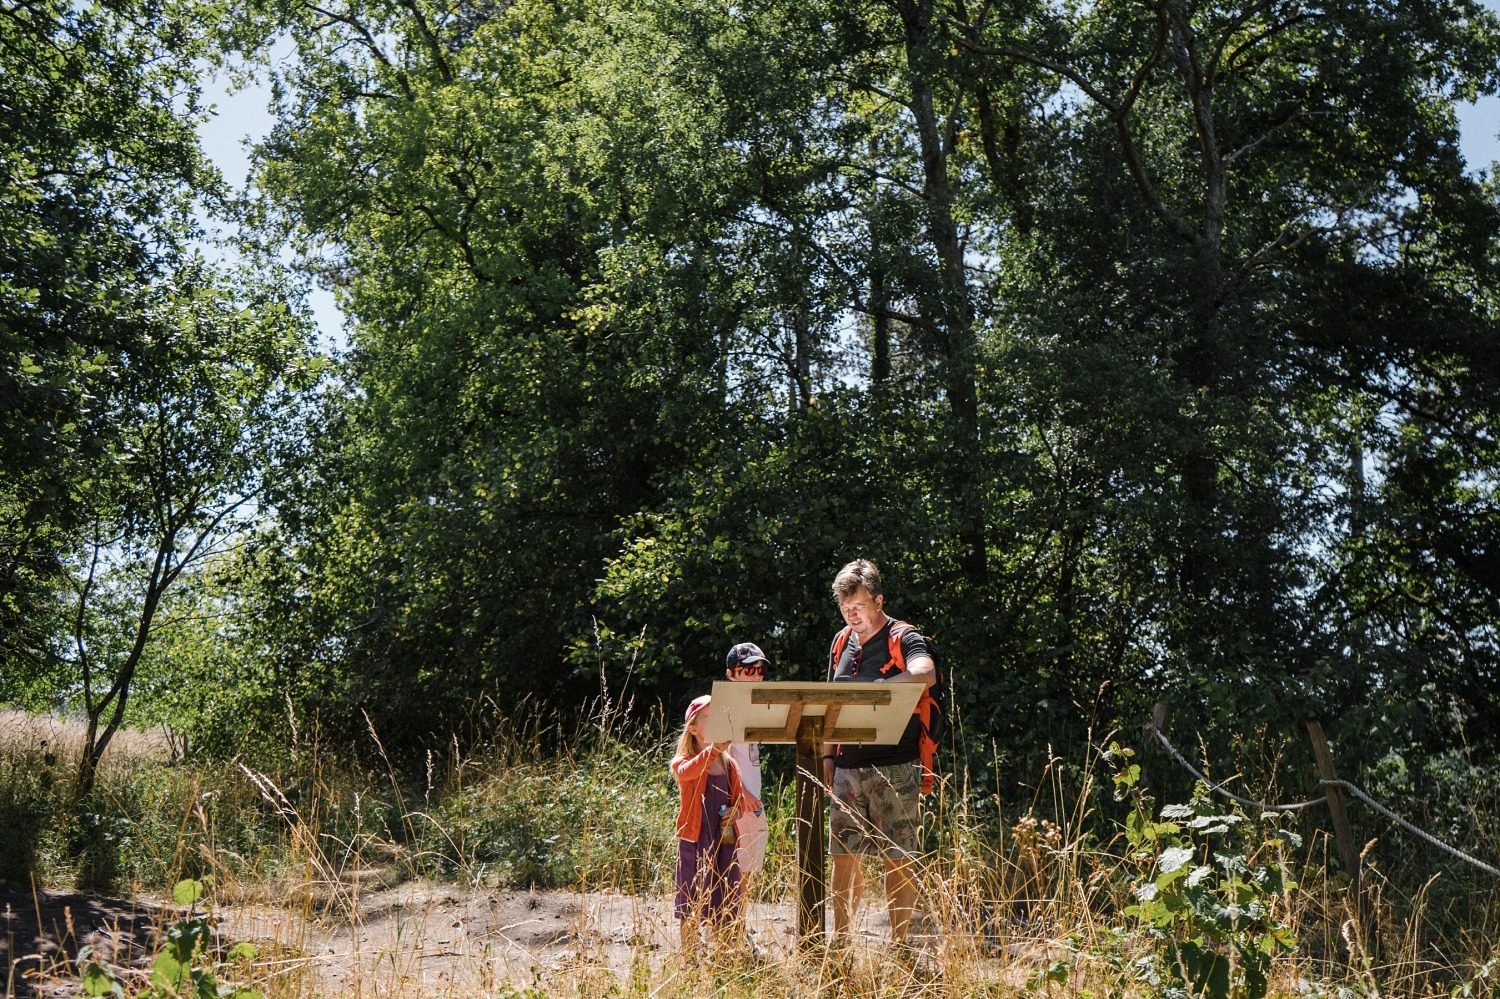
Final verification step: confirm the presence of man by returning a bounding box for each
[724,642,770,880]
[823,559,934,949]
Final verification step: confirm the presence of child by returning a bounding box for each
[725,643,771,956]
[724,643,770,880]
[671,694,757,960]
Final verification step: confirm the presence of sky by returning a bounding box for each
[196,32,1500,351]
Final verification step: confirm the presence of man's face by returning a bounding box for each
[839,586,885,638]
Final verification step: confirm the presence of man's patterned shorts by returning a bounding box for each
[830,762,921,859]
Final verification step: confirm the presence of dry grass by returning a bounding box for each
[0,710,170,773]
[5,711,1500,998]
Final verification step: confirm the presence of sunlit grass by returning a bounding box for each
[3,706,1499,997]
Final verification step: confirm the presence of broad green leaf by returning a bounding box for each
[173,879,205,906]
[1158,846,1195,873]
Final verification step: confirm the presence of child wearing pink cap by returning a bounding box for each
[670,694,758,961]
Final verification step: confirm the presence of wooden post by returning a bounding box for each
[1150,701,1172,736]
[1306,720,1363,915]
[795,715,827,948]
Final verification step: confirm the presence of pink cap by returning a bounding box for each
[685,694,712,723]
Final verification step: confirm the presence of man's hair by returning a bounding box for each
[832,559,882,601]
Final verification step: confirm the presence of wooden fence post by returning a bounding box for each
[1306,720,1363,918]
[1150,701,1172,737]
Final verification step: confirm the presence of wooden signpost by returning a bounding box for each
[704,680,923,947]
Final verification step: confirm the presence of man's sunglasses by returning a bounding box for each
[730,663,765,676]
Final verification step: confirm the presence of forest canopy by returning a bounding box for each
[4,0,1500,799]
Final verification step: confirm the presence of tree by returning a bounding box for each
[945,0,1500,742]
[1,0,222,687]
[62,266,315,796]
[241,0,770,735]
[239,0,1500,786]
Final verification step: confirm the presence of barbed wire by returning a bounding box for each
[1147,725,1500,879]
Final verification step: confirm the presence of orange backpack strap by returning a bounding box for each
[883,620,940,793]
[827,625,855,680]
[878,620,910,676]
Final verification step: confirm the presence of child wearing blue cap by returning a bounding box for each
[724,642,771,879]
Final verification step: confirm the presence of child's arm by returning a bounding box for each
[723,754,760,819]
[670,744,720,783]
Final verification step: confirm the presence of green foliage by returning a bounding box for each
[1111,745,1298,999]
[0,734,61,883]
[6,0,1500,937]
[80,878,262,999]
[0,0,317,795]
[423,738,675,890]
[223,0,1500,802]
[0,0,219,680]
[0,728,299,893]
[2,707,676,897]
[57,264,319,797]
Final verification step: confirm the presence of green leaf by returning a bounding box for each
[172,878,205,906]
[81,962,119,997]
[1158,846,1195,873]
[152,951,187,990]
[1126,807,1148,846]
[1156,863,1190,891]
[193,968,219,999]
[228,942,259,961]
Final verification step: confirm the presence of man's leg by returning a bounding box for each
[830,853,861,943]
[884,857,917,943]
[829,766,869,947]
[865,762,923,944]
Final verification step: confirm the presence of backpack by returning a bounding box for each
[827,620,944,793]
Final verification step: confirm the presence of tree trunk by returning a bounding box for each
[870,251,891,386]
[1167,14,1228,603]
[74,559,167,801]
[894,0,988,586]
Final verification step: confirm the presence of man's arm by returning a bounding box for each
[889,654,935,686]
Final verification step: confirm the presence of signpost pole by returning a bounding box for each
[794,715,826,948]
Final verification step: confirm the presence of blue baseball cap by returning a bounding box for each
[726,642,769,670]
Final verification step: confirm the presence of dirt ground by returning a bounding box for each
[0,714,1040,995]
[1,879,958,997]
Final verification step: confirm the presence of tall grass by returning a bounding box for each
[3,705,1499,998]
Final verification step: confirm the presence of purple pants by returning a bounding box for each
[674,771,741,925]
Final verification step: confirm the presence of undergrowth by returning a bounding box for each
[3,706,1500,998]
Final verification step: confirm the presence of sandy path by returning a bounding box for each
[1,880,932,997]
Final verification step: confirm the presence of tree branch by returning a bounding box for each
[394,0,453,84]
[309,3,412,99]
[942,10,1198,242]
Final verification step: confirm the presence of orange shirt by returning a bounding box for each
[670,744,759,842]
